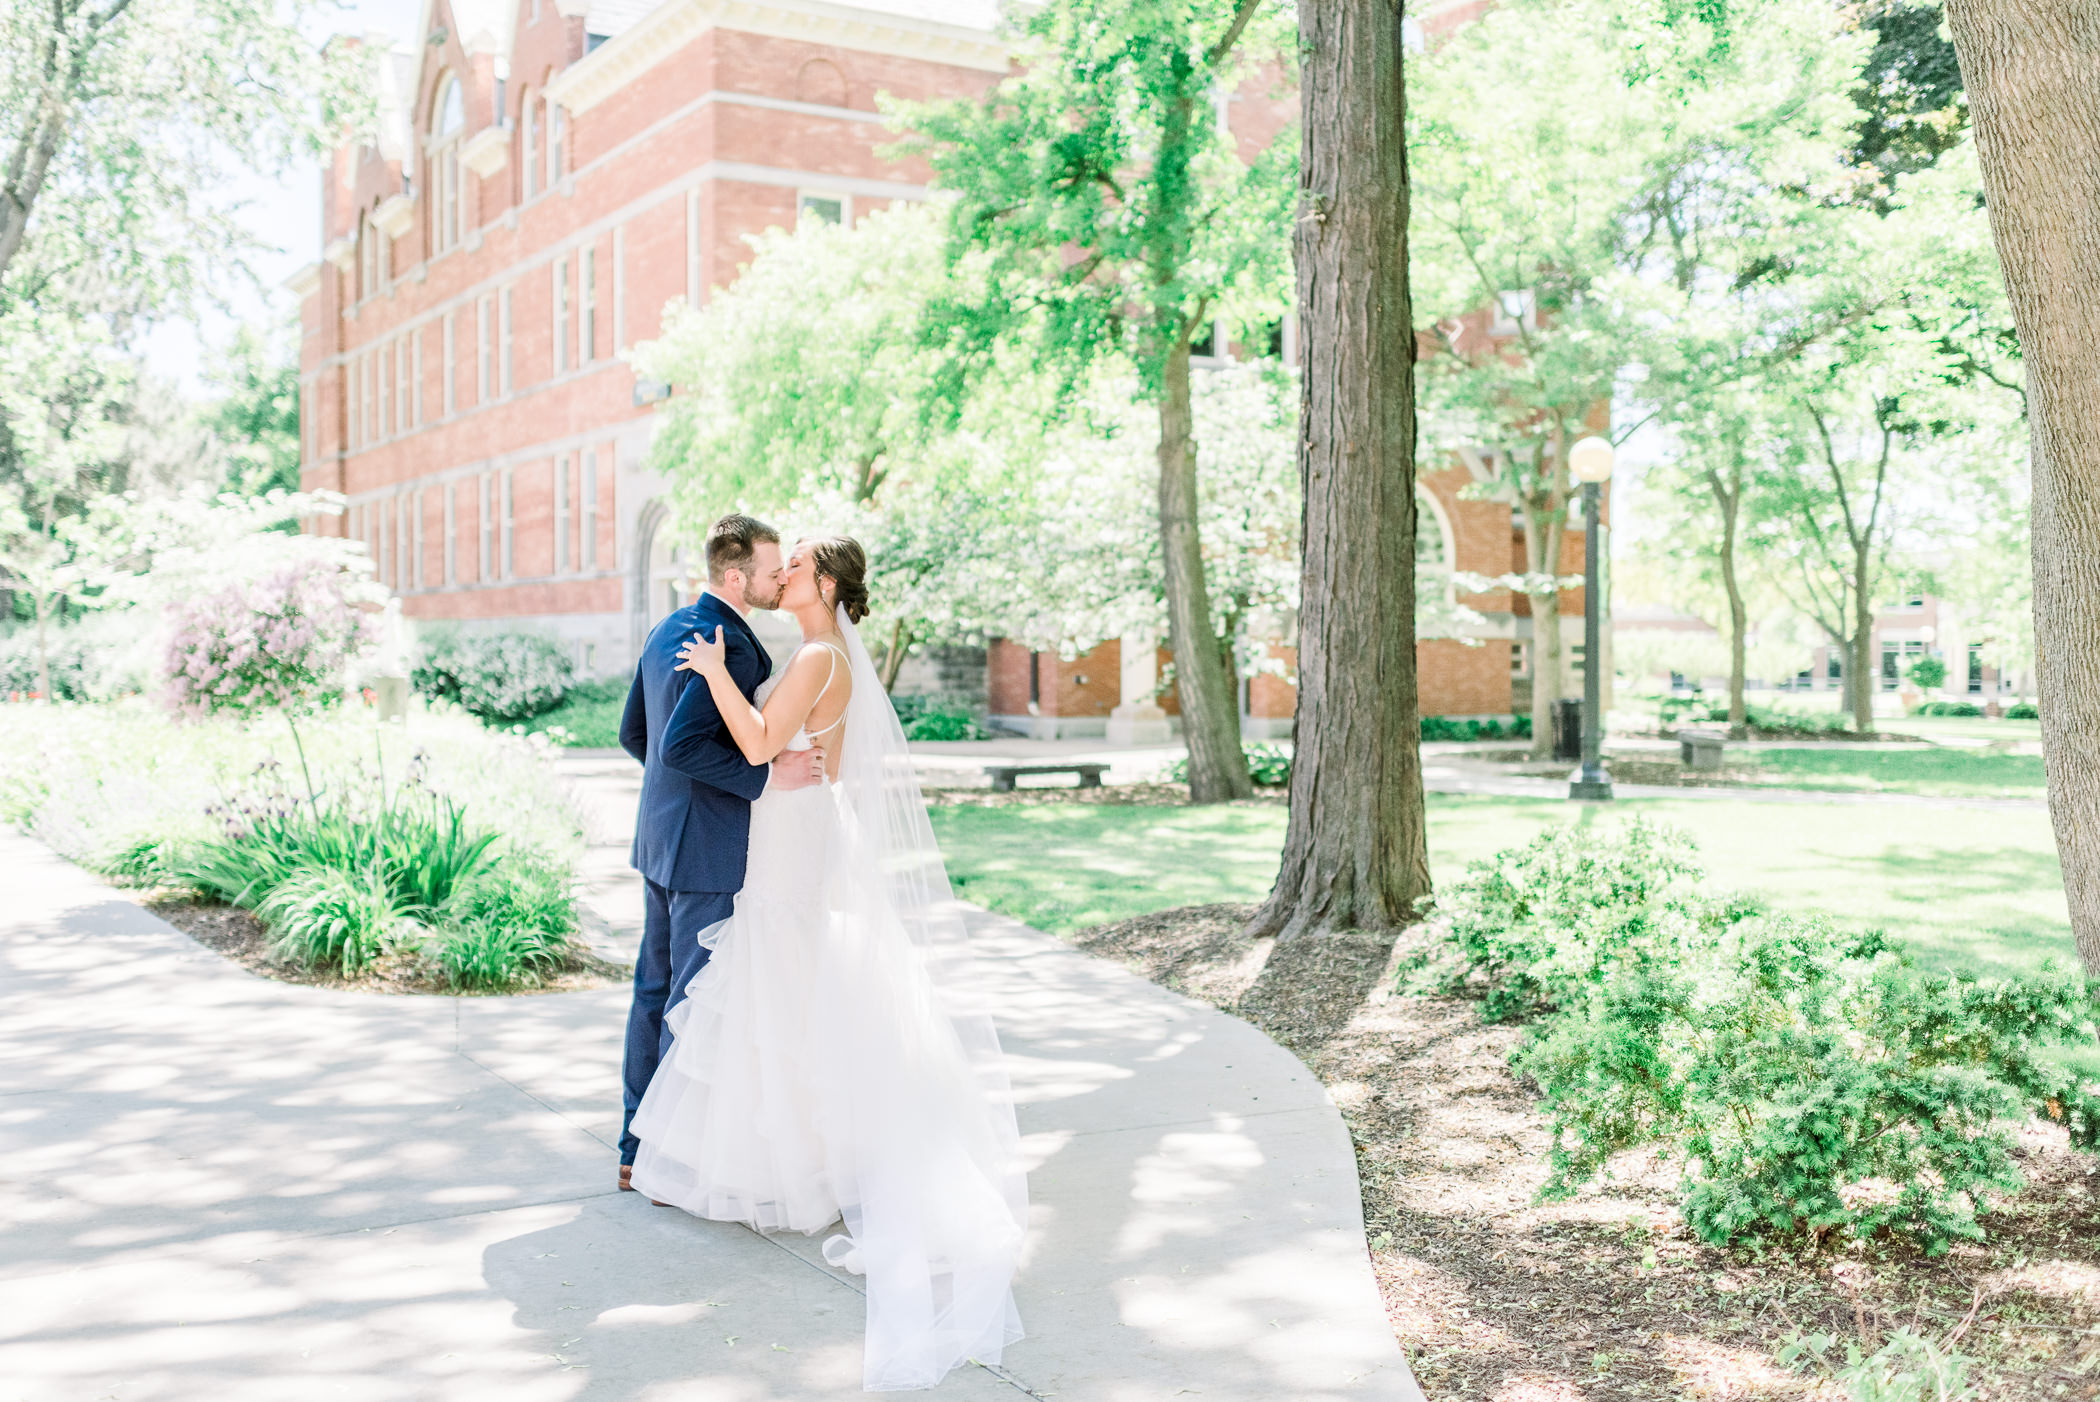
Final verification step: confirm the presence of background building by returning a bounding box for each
[293,0,1599,730]
[291,0,1005,673]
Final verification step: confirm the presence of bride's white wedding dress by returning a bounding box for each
[629,612,1026,1392]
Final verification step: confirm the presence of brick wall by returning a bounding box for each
[1419,639,1514,717]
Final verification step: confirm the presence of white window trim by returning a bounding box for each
[501,467,515,579]
[522,93,538,202]
[582,448,598,569]
[555,454,571,574]
[443,481,457,585]
[476,295,492,404]
[411,330,424,427]
[581,247,596,366]
[499,286,514,395]
[442,313,456,418]
[478,473,493,582]
[612,225,626,351]
[553,259,570,375]
[377,347,391,440]
[796,189,851,227]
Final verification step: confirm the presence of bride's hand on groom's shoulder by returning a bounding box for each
[676,627,729,678]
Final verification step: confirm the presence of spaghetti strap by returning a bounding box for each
[804,642,850,739]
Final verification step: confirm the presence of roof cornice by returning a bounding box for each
[548,0,1006,114]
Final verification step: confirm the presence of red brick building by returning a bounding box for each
[987,454,1604,737]
[290,0,1599,731]
[289,0,1005,669]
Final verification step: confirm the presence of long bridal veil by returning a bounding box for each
[828,604,1027,1390]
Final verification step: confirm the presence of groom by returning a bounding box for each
[615,512,825,1191]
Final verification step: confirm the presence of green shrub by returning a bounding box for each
[893,694,990,741]
[1167,740,1292,787]
[1781,1327,1977,1402]
[1915,700,1984,717]
[100,836,179,887]
[1422,714,1532,742]
[1427,817,1713,1024]
[1906,656,1948,691]
[1425,820,2100,1254]
[256,863,400,974]
[182,790,498,922]
[526,677,629,746]
[437,856,576,989]
[413,629,575,722]
[2007,701,2040,720]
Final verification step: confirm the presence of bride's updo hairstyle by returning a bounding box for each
[805,534,871,623]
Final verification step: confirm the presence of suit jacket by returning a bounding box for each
[621,592,773,893]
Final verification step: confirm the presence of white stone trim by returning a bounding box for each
[322,238,357,272]
[283,262,324,297]
[548,0,1005,116]
[320,158,927,374]
[460,124,511,177]
[373,193,415,239]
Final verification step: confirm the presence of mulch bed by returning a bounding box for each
[144,894,627,996]
[1071,901,2100,1401]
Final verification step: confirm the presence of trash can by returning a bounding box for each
[1553,697,1584,761]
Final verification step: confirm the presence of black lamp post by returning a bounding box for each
[1568,434,1615,801]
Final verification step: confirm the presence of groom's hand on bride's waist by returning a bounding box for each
[769,744,828,791]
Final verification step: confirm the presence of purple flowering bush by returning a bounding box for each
[160,561,377,720]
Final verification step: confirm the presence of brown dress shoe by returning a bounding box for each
[621,1163,672,1206]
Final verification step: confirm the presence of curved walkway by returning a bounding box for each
[0,831,1422,1402]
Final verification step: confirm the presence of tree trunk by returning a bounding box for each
[1946,0,2100,977]
[879,618,911,692]
[1158,338,1253,802]
[1524,498,1565,760]
[1248,0,1429,941]
[1709,466,1748,738]
[1851,542,1875,733]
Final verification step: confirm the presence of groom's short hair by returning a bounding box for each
[705,513,780,583]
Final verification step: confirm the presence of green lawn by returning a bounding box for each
[1725,745,2045,799]
[526,680,628,747]
[930,793,2076,984]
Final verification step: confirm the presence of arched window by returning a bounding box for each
[519,86,537,200]
[547,96,565,188]
[429,75,467,253]
[358,210,377,300]
[1416,487,1454,574]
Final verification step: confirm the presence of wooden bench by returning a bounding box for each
[984,762,1109,793]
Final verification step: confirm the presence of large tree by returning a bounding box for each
[1943,0,2100,977]
[1247,0,1427,940]
[635,205,1306,692]
[900,0,1295,801]
[0,0,354,302]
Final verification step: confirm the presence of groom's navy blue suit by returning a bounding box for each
[617,591,772,1165]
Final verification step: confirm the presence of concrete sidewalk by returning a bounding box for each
[0,832,1422,1402]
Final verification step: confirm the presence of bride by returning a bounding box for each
[628,535,1027,1391]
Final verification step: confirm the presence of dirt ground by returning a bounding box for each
[144,895,626,996]
[1072,901,2100,1401]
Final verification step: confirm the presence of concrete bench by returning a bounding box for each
[984,762,1109,793]
[1679,730,1727,770]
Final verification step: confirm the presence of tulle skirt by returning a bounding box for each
[629,780,1025,1391]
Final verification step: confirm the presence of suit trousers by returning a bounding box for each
[620,879,737,1164]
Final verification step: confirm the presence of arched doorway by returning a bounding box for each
[629,499,692,654]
